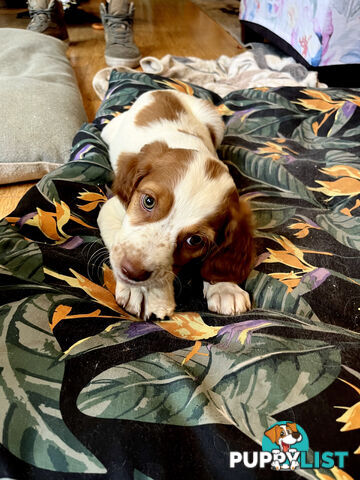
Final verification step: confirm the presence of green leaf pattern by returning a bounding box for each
[0,73,359,478]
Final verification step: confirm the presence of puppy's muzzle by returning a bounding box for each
[120,256,152,282]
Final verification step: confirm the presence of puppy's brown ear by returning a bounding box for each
[287,422,297,432]
[112,141,168,207]
[201,190,254,284]
[112,152,147,207]
[265,426,280,444]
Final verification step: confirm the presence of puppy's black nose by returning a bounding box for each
[121,257,151,282]
[292,432,301,439]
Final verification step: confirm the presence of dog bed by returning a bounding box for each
[0,72,359,479]
[0,28,87,184]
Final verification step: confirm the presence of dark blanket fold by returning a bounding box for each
[0,72,359,480]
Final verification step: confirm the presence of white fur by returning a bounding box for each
[98,90,251,320]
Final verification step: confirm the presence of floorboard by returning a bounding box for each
[0,0,243,217]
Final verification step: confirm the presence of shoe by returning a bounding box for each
[27,0,69,43]
[100,0,141,68]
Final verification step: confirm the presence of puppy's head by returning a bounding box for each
[110,141,254,287]
[265,423,302,450]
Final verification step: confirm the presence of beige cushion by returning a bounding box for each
[0,28,87,184]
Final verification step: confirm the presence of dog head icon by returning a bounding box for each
[265,422,302,453]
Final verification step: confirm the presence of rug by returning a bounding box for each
[191,0,242,43]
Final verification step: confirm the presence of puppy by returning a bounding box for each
[98,90,254,320]
[265,423,303,470]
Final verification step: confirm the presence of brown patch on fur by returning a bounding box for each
[112,141,194,224]
[135,91,186,127]
[265,425,282,445]
[173,188,254,284]
[205,158,227,180]
[286,423,298,434]
[264,423,299,445]
[127,180,174,225]
[198,188,255,284]
[173,224,216,268]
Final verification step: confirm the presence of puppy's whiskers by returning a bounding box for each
[161,268,183,296]
[91,248,110,279]
[81,242,110,283]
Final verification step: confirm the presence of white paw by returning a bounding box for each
[115,280,175,320]
[145,297,175,320]
[204,281,251,315]
[144,284,175,320]
[115,281,144,317]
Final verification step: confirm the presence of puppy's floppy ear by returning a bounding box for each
[286,422,298,432]
[265,425,280,444]
[201,190,254,284]
[112,141,168,207]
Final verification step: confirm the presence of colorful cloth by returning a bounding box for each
[240,0,360,66]
[0,72,359,479]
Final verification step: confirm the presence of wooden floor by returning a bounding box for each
[0,0,242,218]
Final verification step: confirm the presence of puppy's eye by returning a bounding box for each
[141,194,156,211]
[186,235,204,248]
[280,431,285,436]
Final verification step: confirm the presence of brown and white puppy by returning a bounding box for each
[97,90,254,320]
[265,423,303,453]
[265,423,303,470]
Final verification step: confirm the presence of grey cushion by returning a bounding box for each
[0,28,87,184]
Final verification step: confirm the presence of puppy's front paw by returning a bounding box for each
[115,281,144,317]
[146,302,175,321]
[115,280,175,320]
[204,281,251,315]
[145,286,175,320]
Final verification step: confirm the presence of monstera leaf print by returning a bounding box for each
[0,220,105,472]
[76,332,340,456]
[0,294,106,473]
[221,146,321,207]
[316,212,360,250]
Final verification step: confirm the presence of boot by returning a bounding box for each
[27,0,69,43]
[100,0,141,68]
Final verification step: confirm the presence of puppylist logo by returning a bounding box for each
[230,421,349,472]
[262,421,308,471]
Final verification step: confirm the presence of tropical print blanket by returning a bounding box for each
[0,72,359,480]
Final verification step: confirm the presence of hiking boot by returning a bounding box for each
[100,0,141,68]
[27,0,69,43]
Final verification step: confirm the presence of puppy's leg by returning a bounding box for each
[115,280,145,318]
[203,281,251,315]
[115,277,175,320]
[144,278,175,320]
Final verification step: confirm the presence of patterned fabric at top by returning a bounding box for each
[0,71,359,480]
[239,0,360,66]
